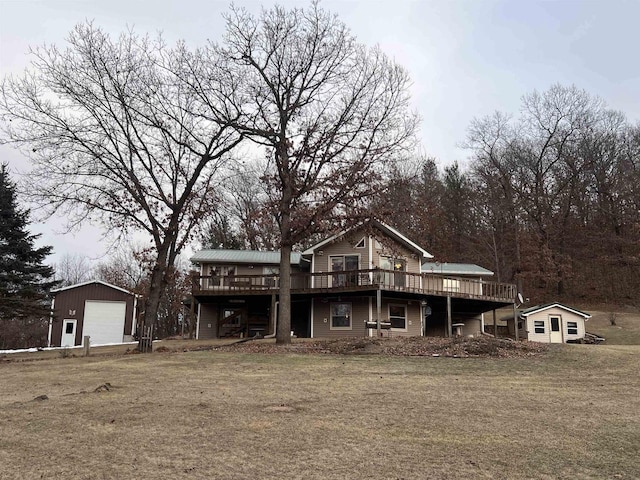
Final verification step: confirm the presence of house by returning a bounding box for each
[48,280,137,347]
[510,303,591,343]
[190,221,517,339]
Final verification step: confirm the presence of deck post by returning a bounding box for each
[493,309,498,338]
[446,296,452,338]
[376,288,382,337]
[513,302,519,341]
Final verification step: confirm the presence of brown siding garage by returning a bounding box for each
[49,280,137,347]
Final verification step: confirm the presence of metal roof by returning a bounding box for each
[51,280,133,295]
[518,303,591,319]
[421,262,494,276]
[190,249,303,265]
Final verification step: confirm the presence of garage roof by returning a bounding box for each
[51,280,133,295]
[519,303,591,319]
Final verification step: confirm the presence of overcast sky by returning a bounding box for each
[1,0,639,266]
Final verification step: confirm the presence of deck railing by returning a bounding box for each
[193,268,516,302]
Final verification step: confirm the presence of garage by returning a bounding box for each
[83,300,127,345]
[49,280,137,347]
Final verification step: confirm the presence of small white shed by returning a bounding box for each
[518,303,591,343]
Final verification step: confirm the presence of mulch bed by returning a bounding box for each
[214,336,549,358]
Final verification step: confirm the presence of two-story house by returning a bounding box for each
[190,221,516,340]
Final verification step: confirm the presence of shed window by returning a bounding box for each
[534,320,545,334]
[567,321,578,335]
[331,303,352,329]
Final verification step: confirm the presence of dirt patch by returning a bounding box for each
[262,403,297,413]
[214,336,549,358]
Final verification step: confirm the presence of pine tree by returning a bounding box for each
[0,163,57,349]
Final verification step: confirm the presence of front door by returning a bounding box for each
[61,319,77,347]
[549,316,563,343]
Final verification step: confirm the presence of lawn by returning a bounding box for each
[1,342,639,479]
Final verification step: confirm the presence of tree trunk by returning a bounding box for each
[138,244,170,352]
[276,242,292,344]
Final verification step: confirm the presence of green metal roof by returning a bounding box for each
[190,249,303,265]
[421,262,494,276]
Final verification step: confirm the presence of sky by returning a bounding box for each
[1,0,639,267]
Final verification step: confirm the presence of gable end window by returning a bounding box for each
[355,237,366,248]
[330,303,352,330]
[534,320,545,334]
[567,321,578,335]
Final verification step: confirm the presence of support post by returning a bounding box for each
[270,294,277,336]
[514,302,519,341]
[376,288,382,337]
[83,336,90,357]
[446,296,452,338]
[493,309,498,338]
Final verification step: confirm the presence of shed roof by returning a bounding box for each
[190,249,303,265]
[51,280,133,296]
[518,303,591,319]
[421,262,494,276]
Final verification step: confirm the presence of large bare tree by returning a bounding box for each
[188,2,418,343]
[0,24,242,350]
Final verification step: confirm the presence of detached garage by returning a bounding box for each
[517,303,591,344]
[49,280,137,347]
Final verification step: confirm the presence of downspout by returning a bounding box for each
[310,298,314,338]
[263,300,279,339]
[196,303,201,340]
[47,297,55,347]
[131,294,138,337]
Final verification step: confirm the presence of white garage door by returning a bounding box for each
[83,300,127,345]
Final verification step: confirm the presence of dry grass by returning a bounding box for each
[1,342,639,480]
[585,310,640,345]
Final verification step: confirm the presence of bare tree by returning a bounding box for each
[54,253,93,287]
[189,2,418,343]
[0,24,242,351]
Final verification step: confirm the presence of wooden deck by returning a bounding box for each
[192,268,516,303]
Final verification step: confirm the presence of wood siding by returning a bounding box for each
[312,297,422,338]
[525,307,587,343]
[51,283,135,347]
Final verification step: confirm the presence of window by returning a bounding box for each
[380,256,406,287]
[443,278,460,293]
[208,265,236,288]
[331,303,352,329]
[534,320,545,334]
[65,322,74,334]
[330,255,359,287]
[567,321,578,335]
[263,267,279,287]
[355,237,366,248]
[221,309,241,327]
[550,317,560,332]
[389,304,407,330]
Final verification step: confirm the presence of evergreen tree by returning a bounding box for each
[0,163,57,349]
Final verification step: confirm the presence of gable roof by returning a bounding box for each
[302,221,433,259]
[518,303,591,319]
[421,262,494,276]
[51,280,133,295]
[190,249,303,265]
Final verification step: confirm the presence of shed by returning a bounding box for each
[515,303,591,343]
[48,280,137,347]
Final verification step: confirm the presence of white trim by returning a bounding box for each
[196,303,201,340]
[329,302,353,331]
[520,303,591,319]
[48,297,55,348]
[368,235,373,269]
[51,279,133,295]
[354,236,366,248]
[302,221,433,259]
[131,295,138,336]
[388,303,408,332]
[310,254,315,288]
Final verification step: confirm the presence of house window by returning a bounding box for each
[330,255,359,287]
[355,237,366,248]
[263,267,279,287]
[331,303,352,329]
[389,304,407,330]
[208,265,236,288]
[534,320,545,334]
[567,321,578,335]
[443,278,460,293]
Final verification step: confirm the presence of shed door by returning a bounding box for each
[549,316,563,343]
[83,301,127,345]
[61,319,77,347]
